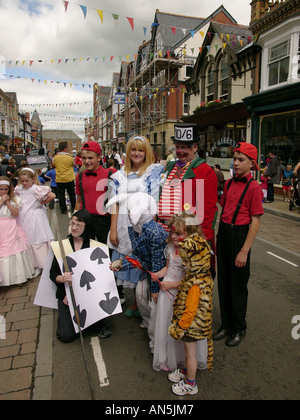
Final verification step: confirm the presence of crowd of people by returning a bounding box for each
[2,125,298,396]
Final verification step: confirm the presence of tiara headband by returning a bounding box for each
[131,135,146,142]
[21,168,35,175]
[0,180,10,186]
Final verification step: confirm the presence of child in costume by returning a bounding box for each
[152,213,208,376]
[15,168,55,276]
[167,212,213,396]
[0,176,35,286]
[282,164,294,203]
[214,142,264,347]
[108,192,168,352]
[49,209,112,342]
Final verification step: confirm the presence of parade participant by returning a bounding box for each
[53,142,76,214]
[15,168,55,277]
[168,212,213,396]
[75,141,112,244]
[152,213,208,375]
[0,176,35,286]
[75,141,113,337]
[214,142,264,347]
[108,192,167,352]
[49,209,111,342]
[108,135,163,311]
[157,123,218,273]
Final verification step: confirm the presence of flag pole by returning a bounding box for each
[52,212,95,400]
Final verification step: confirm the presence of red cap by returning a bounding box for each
[233,142,260,171]
[82,141,101,155]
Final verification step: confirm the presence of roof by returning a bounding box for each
[42,130,82,141]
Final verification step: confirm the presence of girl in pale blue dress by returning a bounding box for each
[107,135,164,316]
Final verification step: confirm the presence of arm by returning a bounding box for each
[109,203,119,247]
[41,191,55,205]
[74,194,82,210]
[235,215,261,268]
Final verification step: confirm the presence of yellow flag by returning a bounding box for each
[97,10,103,23]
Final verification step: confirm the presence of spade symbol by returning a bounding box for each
[90,248,109,265]
[73,305,87,328]
[80,270,96,291]
[66,256,77,270]
[99,292,119,315]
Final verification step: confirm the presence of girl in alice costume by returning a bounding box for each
[15,168,55,277]
[0,176,35,286]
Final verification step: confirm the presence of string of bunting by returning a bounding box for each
[61,0,253,46]
[2,35,252,68]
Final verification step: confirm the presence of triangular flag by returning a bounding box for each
[200,31,204,38]
[63,1,69,12]
[110,56,114,61]
[97,10,103,23]
[127,17,134,31]
[80,5,87,19]
[171,27,176,35]
[112,14,119,26]
[190,30,195,38]
[143,27,147,37]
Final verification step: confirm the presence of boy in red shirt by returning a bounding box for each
[214,142,264,347]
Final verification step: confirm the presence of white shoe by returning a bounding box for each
[172,379,198,396]
[168,368,185,383]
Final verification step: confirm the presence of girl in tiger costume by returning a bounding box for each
[167,212,213,396]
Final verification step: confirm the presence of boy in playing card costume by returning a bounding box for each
[50,209,112,341]
[107,192,168,353]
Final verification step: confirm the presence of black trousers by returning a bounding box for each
[216,222,250,333]
[57,180,76,212]
[90,214,111,245]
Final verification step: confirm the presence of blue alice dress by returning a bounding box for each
[107,163,164,288]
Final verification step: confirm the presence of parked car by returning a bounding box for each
[27,154,51,177]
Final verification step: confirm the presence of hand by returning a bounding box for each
[110,229,119,247]
[151,292,159,303]
[160,281,172,291]
[110,260,122,271]
[57,272,73,284]
[235,250,248,268]
[0,194,9,204]
[63,295,69,306]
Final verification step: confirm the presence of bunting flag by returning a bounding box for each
[80,5,87,19]
[112,13,119,27]
[127,17,134,31]
[62,0,68,13]
[97,9,103,24]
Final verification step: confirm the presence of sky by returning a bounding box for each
[0,0,252,139]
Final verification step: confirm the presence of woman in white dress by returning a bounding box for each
[0,176,35,286]
[15,168,55,277]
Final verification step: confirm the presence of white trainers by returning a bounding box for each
[168,368,185,383]
[172,379,198,396]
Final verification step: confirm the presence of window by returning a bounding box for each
[219,56,229,100]
[268,40,290,86]
[183,92,189,115]
[206,65,214,102]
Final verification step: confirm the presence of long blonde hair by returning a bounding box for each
[123,135,154,176]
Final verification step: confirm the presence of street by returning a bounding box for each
[48,209,300,401]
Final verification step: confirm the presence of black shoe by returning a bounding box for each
[96,324,112,338]
[213,328,228,341]
[225,331,246,347]
[61,210,67,214]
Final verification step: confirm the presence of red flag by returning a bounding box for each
[127,17,134,31]
[125,256,143,270]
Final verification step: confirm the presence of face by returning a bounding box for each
[81,150,100,172]
[0,184,9,197]
[170,224,188,246]
[175,142,198,164]
[20,175,34,189]
[69,217,85,238]
[129,145,146,167]
[233,152,253,177]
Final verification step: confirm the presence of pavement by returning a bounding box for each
[0,197,299,400]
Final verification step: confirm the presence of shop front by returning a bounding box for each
[183,102,250,170]
[243,82,300,169]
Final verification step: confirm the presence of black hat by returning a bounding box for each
[171,123,199,143]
